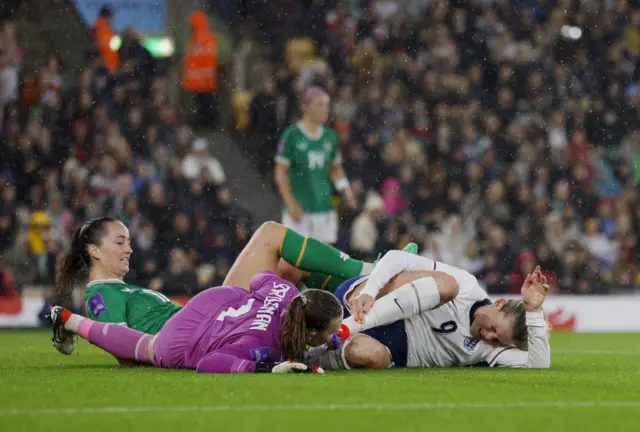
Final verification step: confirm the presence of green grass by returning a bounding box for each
[1,331,639,432]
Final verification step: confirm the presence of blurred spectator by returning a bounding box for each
[93,6,119,74]
[381,178,407,217]
[183,11,219,128]
[0,258,17,299]
[118,28,156,97]
[181,137,226,184]
[0,45,18,109]
[435,215,471,265]
[40,54,62,110]
[507,249,557,295]
[350,191,384,254]
[249,77,279,174]
[149,248,199,296]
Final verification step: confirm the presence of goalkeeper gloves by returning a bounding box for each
[255,360,325,374]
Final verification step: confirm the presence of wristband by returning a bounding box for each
[334,177,350,192]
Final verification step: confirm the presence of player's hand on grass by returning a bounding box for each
[350,294,375,324]
[521,265,549,312]
[288,202,304,223]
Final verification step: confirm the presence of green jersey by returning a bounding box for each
[85,279,181,334]
[275,122,341,213]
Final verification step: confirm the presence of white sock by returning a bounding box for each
[63,313,84,333]
[360,262,374,275]
[343,277,441,333]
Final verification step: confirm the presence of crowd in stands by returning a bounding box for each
[245,0,640,294]
[0,12,250,298]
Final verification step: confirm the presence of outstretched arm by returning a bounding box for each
[195,338,322,374]
[484,268,551,369]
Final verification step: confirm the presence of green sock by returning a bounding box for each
[280,229,367,279]
[303,272,346,293]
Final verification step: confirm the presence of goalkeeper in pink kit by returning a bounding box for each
[50,270,343,373]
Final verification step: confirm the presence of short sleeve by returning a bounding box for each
[85,289,127,324]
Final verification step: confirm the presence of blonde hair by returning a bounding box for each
[501,300,528,350]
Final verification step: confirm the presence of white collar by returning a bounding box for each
[87,278,125,288]
[297,121,323,140]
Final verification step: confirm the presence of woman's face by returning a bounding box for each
[89,221,132,277]
[307,316,343,348]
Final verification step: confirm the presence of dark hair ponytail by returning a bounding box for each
[53,217,117,307]
[281,289,343,361]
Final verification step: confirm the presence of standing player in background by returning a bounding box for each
[182,11,218,128]
[275,86,357,247]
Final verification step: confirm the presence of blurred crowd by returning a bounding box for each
[246,0,640,294]
[0,13,251,297]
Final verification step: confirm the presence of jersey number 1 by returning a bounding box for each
[217,299,255,322]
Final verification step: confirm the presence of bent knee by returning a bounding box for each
[256,221,285,234]
[345,335,392,369]
[435,273,459,302]
[254,221,287,244]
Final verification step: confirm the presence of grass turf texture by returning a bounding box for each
[1,331,639,432]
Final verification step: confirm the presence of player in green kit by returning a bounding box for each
[52,217,418,356]
[275,86,356,246]
[52,218,181,356]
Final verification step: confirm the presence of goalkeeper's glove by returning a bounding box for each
[255,360,325,374]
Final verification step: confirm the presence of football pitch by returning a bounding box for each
[0,331,638,432]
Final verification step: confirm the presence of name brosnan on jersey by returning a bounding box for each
[250,283,292,331]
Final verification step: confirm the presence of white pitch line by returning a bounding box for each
[554,349,640,356]
[1,401,640,416]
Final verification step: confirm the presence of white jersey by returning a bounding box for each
[403,260,504,367]
[355,251,551,368]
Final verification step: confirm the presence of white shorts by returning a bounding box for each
[282,210,338,244]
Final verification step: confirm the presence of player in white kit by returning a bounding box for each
[307,251,551,369]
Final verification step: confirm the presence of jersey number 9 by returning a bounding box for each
[431,321,457,335]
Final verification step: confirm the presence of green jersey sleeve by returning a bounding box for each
[85,287,127,324]
[275,127,295,166]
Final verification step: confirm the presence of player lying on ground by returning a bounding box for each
[306,251,551,369]
[49,273,340,374]
[52,218,412,354]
